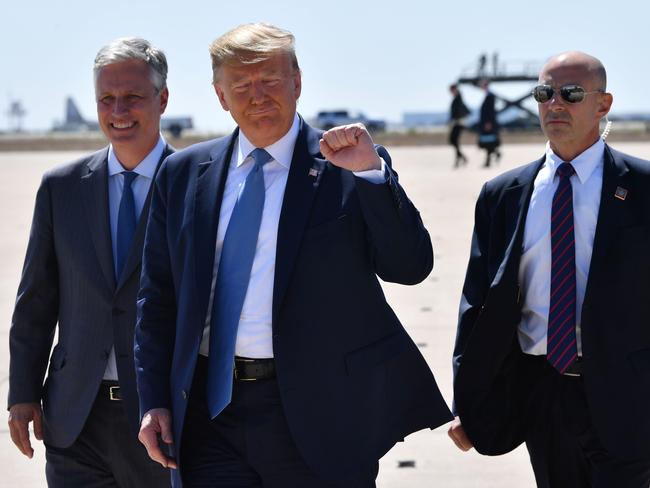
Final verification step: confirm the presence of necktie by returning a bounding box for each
[206,148,272,418]
[547,162,578,373]
[116,171,137,279]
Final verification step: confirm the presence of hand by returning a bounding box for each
[138,408,177,469]
[319,124,381,172]
[8,402,43,458]
[448,416,474,451]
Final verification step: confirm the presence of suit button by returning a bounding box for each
[273,334,279,339]
[182,390,188,400]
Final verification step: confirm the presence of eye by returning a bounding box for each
[232,82,250,93]
[99,95,114,105]
[264,78,281,87]
[126,94,144,102]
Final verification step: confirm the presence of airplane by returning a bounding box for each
[52,96,193,137]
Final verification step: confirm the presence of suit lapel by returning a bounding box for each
[583,145,632,303]
[81,148,116,292]
[116,144,175,293]
[194,133,237,324]
[492,158,544,287]
[272,121,326,322]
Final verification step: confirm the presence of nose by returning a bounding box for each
[250,80,267,104]
[112,97,128,115]
[547,90,567,111]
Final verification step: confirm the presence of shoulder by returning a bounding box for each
[158,135,234,181]
[41,147,108,184]
[607,145,650,175]
[481,158,543,198]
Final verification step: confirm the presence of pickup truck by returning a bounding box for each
[312,110,386,132]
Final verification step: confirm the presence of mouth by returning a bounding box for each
[546,119,570,126]
[111,121,136,130]
[247,106,277,117]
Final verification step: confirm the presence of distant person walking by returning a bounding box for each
[449,84,470,167]
[478,79,501,167]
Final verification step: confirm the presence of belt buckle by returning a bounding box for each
[563,371,581,377]
[109,386,121,401]
[234,358,257,382]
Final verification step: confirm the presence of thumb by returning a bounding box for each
[32,408,43,441]
[319,139,334,160]
[159,413,174,444]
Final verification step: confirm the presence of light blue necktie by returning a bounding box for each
[207,148,272,418]
[116,171,137,279]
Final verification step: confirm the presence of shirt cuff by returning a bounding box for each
[353,158,388,184]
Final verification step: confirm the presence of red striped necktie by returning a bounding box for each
[547,162,578,373]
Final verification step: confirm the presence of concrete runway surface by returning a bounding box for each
[1,141,648,487]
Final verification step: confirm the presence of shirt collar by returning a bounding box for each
[235,113,300,169]
[545,137,605,184]
[108,134,166,178]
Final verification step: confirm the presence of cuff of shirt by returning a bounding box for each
[353,158,388,184]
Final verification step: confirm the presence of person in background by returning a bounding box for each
[449,83,471,167]
[478,79,501,167]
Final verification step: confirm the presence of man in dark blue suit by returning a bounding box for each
[449,51,650,487]
[8,38,171,486]
[135,22,452,487]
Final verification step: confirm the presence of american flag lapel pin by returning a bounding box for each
[308,167,320,177]
[614,186,628,201]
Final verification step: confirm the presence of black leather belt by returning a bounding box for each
[234,357,275,381]
[100,381,122,401]
[563,357,583,377]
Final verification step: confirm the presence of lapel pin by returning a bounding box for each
[308,168,320,178]
[614,186,628,201]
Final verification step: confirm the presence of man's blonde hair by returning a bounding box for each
[209,23,299,83]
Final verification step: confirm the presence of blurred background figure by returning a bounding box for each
[448,84,470,168]
[478,79,501,167]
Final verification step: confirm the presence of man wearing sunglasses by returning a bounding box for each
[449,51,650,487]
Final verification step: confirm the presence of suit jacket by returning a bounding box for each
[450,93,470,123]
[479,91,498,133]
[8,145,173,447]
[135,119,452,485]
[453,144,650,460]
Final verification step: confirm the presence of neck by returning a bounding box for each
[113,137,158,170]
[550,134,600,162]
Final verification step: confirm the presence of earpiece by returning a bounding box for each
[601,116,612,139]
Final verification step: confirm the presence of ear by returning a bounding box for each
[159,87,169,114]
[293,70,302,100]
[596,92,613,118]
[214,83,230,111]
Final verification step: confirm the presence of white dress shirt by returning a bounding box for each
[103,134,166,380]
[517,138,604,355]
[199,114,386,359]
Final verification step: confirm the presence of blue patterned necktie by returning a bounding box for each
[206,148,273,418]
[547,162,578,373]
[116,171,137,279]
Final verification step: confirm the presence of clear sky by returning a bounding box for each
[2,0,648,133]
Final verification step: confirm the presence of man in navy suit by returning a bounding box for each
[135,22,452,487]
[8,38,171,487]
[449,51,650,487]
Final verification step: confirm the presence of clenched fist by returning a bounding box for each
[319,124,381,172]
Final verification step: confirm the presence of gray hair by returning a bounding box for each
[94,37,168,92]
[209,23,299,83]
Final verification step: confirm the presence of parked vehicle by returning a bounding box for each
[312,110,386,132]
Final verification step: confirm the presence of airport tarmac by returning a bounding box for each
[1,141,648,487]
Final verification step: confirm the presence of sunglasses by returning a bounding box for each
[532,84,604,104]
